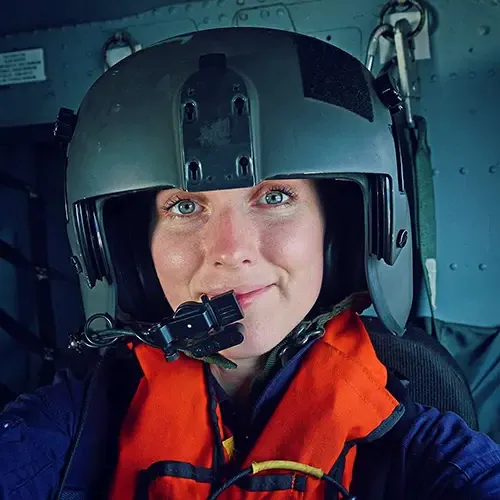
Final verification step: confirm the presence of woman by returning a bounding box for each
[1,27,499,499]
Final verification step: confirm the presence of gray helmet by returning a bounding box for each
[65,27,413,336]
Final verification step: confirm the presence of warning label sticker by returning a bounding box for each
[0,48,46,86]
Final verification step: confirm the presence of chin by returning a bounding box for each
[218,326,283,361]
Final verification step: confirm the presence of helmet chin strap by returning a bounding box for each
[203,290,372,374]
[69,291,245,365]
[69,288,371,371]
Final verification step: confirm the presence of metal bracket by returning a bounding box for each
[378,1,431,64]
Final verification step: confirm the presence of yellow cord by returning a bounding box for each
[251,460,324,479]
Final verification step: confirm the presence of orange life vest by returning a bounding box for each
[109,309,402,499]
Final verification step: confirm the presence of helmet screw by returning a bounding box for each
[396,229,408,248]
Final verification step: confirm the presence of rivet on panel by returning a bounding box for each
[219,14,228,22]
[277,7,286,16]
[86,51,93,58]
[113,103,122,113]
[203,16,210,24]
[236,0,245,5]
[459,167,468,175]
[489,165,498,173]
[449,72,457,80]
[488,69,496,77]
[169,5,177,14]
[239,12,248,20]
[261,9,270,18]
[185,3,193,12]
[432,168,440,176]
[479,263,487,271]
[430,74,438,82]
[478,25,491,36]
[450,263,458,271]
[468,71,476,79]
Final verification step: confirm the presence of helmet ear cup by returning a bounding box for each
[314,180,367,312]
[103,191,172,323]
[315,224,341,310]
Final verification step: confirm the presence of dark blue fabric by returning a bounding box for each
[214,339,315,458]
[0,350,499,499]
[0,369,85,499]
[402,403,500,498]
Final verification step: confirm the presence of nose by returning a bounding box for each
[205,207,258,269]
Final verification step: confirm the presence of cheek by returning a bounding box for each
[150,229,200,308]
[262,216,324,276]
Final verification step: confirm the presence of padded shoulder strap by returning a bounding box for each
[350,370,418,500]
[59,347,143,500]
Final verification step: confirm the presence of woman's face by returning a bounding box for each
[151,179,325,360]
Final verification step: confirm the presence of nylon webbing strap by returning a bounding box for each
[1,152,58,386]
[411,116,438,336]
[0,308,46,356]
[0,239,68,281]
[0,172,34,194]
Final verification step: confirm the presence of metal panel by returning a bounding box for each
[1,0,182,36]
[0,0,498,327]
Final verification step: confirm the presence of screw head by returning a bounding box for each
[396,229,409,248]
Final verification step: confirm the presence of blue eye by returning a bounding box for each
[260,190,292,206]
[171,200,199,215]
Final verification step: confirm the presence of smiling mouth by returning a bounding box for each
[233,285,273,309]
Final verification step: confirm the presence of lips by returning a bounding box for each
[205,284,273,299]
[234,286,268,300]
[203,284,274,310]
[234,285,273,310]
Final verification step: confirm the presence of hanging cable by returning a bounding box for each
[206,460,356,500]
[365,24,394,72]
